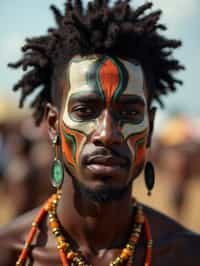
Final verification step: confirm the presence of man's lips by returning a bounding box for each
[82,149,130,177]
[85,155,128,167]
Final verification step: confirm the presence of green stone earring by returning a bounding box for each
[50,135,64,189]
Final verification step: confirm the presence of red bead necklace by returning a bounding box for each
[16,192,152,266]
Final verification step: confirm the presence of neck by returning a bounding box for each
[56,174,134,252]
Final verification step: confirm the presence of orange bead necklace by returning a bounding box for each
[16,191,152,266]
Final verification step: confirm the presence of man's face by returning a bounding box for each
[60,55,150,198]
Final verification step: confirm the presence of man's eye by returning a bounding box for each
[74,106,93,114]
[119,109,144,124]
[121,110,138,116]
[70,105,97,121]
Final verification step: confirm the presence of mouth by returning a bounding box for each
[84,155,129,176]
[86,155,127,166]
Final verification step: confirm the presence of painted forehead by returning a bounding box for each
[66,55,145,102]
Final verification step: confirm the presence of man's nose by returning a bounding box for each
[91,110,123,147]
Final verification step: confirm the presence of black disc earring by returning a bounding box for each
[144,161,155,196]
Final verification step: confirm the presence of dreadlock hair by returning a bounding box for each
[9,0,184,126]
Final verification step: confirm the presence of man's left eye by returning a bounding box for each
[119,108,144,123]
[121,110,138,116]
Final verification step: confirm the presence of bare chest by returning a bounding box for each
[22,238,193,266]
[24,245,170,266]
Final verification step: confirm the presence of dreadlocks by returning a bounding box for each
[9,0,184,126]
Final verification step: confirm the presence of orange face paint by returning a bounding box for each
[61,55,148,172]
[127,130,147,168]
[98,58,120,105]
[60,121,86,170]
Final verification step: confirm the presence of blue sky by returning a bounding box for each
[0,0,200,115]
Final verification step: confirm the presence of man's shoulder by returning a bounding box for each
[144,205,200,265]
[143,203,199,235]
[0,207,41,265]
[0,207,40,247]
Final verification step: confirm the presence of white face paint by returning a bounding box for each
[62,55,149,140]
[63,56,99,135]
[119,58,149,139]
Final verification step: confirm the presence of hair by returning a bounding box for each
[9,0,184,126]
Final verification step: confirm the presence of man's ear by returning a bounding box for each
[45,103,59,141]
[147,106,157,148]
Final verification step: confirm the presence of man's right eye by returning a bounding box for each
[70,105,97,121]
[74,106,93,114]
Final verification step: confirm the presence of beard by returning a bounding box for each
[71,175,133,204]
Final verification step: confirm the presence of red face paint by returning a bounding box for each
[60,121,86,170]
[127,130,147,167]
[61,55,148,175]
[98,58,120,105]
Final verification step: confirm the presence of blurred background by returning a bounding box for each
[0,0,200,232]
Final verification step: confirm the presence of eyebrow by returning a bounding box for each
[117,95,145,106]
[68,92,145,107]
[68,91,102,103]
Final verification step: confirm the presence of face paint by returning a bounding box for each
[61,55,149,172]
[119,59,149,168]
[95,57,128,105]
[60,121,86,171]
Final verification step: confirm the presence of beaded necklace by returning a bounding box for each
[16,191,152,266]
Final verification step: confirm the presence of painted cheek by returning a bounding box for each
[127,130,147,167]
[63,94,98,136]
[60,121,86,170]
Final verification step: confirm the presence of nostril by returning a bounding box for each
[93,139,104,146]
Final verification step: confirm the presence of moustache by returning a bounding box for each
[82,147,130,167]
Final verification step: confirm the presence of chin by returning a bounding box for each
[71,174,133,204]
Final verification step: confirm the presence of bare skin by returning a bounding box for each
[0,202,199,266]
[0,55,199,266]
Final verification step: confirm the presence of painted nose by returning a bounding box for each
[92,110,123,147]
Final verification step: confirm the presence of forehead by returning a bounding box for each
[66,55,145,99]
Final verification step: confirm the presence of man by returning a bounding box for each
[0,0,199,265]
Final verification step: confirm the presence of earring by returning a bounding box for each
[50,135,64,189]
[144,161,155,196]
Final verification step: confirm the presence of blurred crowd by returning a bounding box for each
[0,109,200,231]
[0,117,53,222]
[152,115,200,218]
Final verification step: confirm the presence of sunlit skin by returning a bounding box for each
[60,55,149,191]
[54,54,153,263]
[0,54,199,266]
